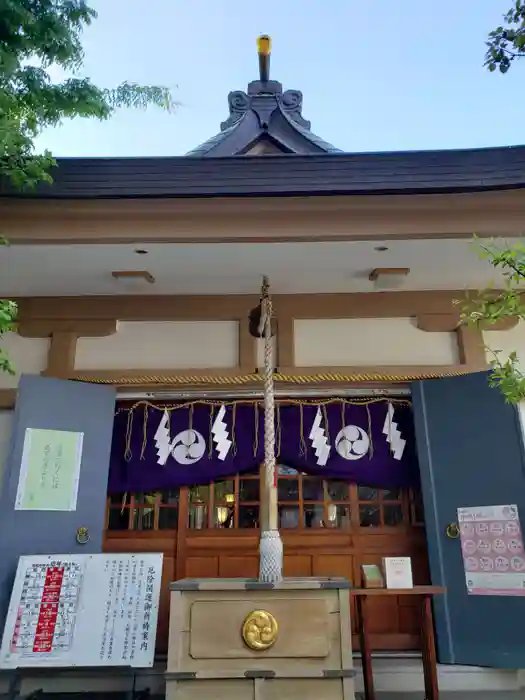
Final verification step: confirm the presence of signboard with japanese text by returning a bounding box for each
[458,504,525,596]
[0,553,163,668]
[15,429,84,511]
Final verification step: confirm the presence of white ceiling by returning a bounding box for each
[0,239,519,297]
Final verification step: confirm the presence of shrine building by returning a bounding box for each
[0,37,525,697]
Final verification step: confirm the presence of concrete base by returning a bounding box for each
[0,659,523,696]
[165,577,355,700]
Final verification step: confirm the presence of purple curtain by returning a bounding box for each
[107,399,419,493]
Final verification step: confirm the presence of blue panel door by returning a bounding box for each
[412,371,525,668]
[0,375,116,626]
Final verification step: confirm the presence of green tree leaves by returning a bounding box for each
[0,1,176,373]
[1,1,176,190]
[461,239,525,404]
[0,299,17,376]
[486,2,525,72]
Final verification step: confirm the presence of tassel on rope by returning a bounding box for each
[366,404,374,458]
[208,405,214,458]
[299,404,307,456]
[124,410,134,461]
[253,402,259,458]
[231,403,238,456]
[120,492,128,516]
[322,404,330,446]
[140,408,148,460]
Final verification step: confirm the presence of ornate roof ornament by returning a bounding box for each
[187,36,341,157]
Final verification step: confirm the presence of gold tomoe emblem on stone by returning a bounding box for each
[241,610,278,651]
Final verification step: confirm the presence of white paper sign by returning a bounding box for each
[382,557,413,589]
[458,504,525,596]
[15,429,83,512]
[0,553,163,669]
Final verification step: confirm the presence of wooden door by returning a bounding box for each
[0,375,116,625]
[412,371,525,667]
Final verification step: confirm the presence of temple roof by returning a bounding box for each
[186,36,341,156]
[2,146,525,199]
[186,80,342,157]
[2,37,525,200]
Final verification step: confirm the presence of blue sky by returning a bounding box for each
[37,0,524,157]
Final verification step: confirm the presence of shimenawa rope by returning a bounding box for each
[258,277,283,583]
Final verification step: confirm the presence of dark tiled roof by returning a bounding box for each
[186,79,341,156]
[2,145,525,199]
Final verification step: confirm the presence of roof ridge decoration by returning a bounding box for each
[186,35,341,157]
[220,87,310,132]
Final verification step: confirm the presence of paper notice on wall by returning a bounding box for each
[15,428,83,511]
[458,504,525,596]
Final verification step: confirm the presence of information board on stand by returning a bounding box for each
[0,553,163,669]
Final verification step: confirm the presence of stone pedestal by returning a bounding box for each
[166,577,355,700]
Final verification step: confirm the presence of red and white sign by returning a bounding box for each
[1,553,162,669]
[458,504,525,596]
[8,561,82,658]
[33,567,64,653]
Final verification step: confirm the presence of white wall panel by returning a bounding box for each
[294,318,458,367]
[0,333,49,388]
[75,321,239,370]
[483,321,525,370]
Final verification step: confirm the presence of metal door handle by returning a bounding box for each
[76,526,90,544]
[445,522,460,539]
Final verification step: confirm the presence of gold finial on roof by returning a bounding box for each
[257,35,272,56]
[257,35,272,82]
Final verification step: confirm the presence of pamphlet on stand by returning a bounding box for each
[381,557,413,589]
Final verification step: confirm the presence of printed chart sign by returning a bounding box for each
[15,429,84,511]
[458,504,525,596]
[0,553,163,669]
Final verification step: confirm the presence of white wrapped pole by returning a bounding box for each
[258,276,283,583]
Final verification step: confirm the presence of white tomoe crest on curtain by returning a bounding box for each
[171,430,206,464]
[309,407,331,466]
[335,425,370,460]
[382,402,406,460]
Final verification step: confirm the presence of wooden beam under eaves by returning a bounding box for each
[111,270,155,284]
